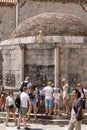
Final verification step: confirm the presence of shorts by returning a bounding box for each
[31,98,37,105]
[45,99,53,107]
[19,107,28,116]
[40,95,45,100]
[6,105,16,113]
[54,99,60,104]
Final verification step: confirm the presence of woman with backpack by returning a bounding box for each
[27,84,38,120]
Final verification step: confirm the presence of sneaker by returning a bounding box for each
[17,126,20,129]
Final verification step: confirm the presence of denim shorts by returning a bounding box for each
[31,98,37,105]
[45,99,53,107]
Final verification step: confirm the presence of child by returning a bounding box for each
[53,87,62,116]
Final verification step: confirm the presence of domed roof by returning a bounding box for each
[11,12,87,38]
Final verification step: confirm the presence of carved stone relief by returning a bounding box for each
[24,64,54,86]
[5,72,15,87]
[68,73,81,87]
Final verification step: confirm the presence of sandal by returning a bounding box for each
[5,124,9,127]
[17,126,20,129]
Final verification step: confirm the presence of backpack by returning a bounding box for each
[82,88,86,99]
[20,81,28,92]
[28,93,34,99]
[15,96,20,109]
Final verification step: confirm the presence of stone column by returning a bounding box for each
[19,44,25,84]
[54,45,59,87]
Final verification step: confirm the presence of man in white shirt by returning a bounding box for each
[42,81,53,115]
[17,85,31,130]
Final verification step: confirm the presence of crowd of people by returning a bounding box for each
[0,77,87,130]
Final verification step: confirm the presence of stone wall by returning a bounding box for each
[19,1,87,25]
[0,5,16,41]
[59,47,87,88]
[24,43,54,85]
[0,36,87,89]
[0,45,21,88]
[0,2,87,41]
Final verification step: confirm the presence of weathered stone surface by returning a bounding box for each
[11,12,87,38]
[0,6,16,41]
[1,1,87,41]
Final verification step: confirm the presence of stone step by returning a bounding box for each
[0,111,70,119]
[0,112,70,120]
[0,116,87,125]
[0,111,87,119]
[0,112,87,125]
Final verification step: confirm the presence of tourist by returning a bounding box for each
[68,89,83,130]
[39,87,45,107]
[77,83,87,118]
[25,76,32,93]
[17,85,31,129]
[62,78,70,114]
[27,84,38,120]
[53,86,62,115]
[5,91,17,126]
[20,76,32,93]
[42,81,53,115]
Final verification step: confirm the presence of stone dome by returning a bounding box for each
[11,12,87,38]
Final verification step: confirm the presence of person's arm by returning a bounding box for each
[84,89,87,97]
[5,97,8,110]
[65,84,69,93]
[60,88,63,96]
[51,89,54,100]
[35,90,38,100]
[28,96,31,107]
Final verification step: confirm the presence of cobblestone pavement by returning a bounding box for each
[0,123,87,130]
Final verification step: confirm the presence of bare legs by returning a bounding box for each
[63,98,70,114]
[5,109,17,126]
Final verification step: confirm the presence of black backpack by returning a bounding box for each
[15,96,20,109]
[20,81,28,92]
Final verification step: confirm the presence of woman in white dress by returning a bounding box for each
[62,78,70,114]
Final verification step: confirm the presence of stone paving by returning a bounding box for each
[0,123,87,130]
